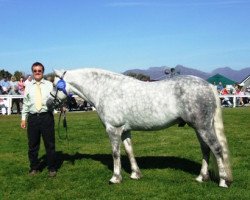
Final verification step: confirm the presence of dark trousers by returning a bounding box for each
[27,112,56,171]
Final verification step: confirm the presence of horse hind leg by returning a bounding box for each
[122,131,142,180]
[195,133,210,183]
[211,145,229,188]
[196,128,229,188]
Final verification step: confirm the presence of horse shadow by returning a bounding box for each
[38,151,201,176]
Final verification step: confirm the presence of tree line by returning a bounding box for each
[0,69,23,80]
[0,69,54,80]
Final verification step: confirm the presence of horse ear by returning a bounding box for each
[54,69,64,78]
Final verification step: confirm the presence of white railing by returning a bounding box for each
[218,94,250,107]
[0,95,24,115]
[0,94,249,115]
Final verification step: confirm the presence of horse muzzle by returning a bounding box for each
[46,92,63,110]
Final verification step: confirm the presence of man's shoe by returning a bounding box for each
[48,171,57,177]
[29,170,38,176]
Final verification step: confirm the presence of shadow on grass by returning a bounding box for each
[39,151,200,176]
[38,152,225,184]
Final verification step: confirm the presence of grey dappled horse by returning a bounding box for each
[47,68,232,187]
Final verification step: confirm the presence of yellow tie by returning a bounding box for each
[35,82,42,111]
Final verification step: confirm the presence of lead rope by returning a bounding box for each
[58,106,69,149]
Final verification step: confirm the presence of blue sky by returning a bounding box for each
[1,0,250,75]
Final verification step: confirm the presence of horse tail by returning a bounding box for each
[211,85,233,183]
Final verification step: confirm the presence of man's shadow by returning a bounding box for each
[38,151,201,176]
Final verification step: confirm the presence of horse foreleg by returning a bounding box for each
[106,125,123,184]
[122,131,142,180]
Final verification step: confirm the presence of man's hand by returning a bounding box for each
[21,120,26,129]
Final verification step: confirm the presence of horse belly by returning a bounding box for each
[125,105,178,131]
[127,117,178,131]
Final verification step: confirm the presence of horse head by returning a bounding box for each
[46,69,72,110]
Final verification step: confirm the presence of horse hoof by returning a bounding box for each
[196,174,209,183]
[130,171,142,180]
[109,180,117,185]
[109,175,122,184]
[219,179,229,188]
[195,175,204,183]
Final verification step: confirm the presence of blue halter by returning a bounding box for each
[56,79,68,96]
[55,71,72,98]
[50,71,73,108]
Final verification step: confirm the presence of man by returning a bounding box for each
[21,62,57,177]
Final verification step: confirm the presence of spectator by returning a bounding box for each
[213,82,217,90]
[217,82,224,94]
[228,84,236,94]
[9,75,21,114]
[244,86,250,104]
[0,98,8,115]
[0,75,11,94]
[18,77,25,95]
[24,75,32,87]
[9,76,19,94]
[245,86,250,95]
[235,85,245,106]
[220,87,233,107]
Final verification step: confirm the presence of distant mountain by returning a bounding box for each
[211,67,250,82]
[123,65,250,82]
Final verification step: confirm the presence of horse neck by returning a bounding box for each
[66,69,123,107]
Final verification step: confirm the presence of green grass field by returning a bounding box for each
[0,108,249,199]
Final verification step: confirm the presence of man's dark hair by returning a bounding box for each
[31,62,45,72]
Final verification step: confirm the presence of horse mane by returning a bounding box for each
[69,68,141,83]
